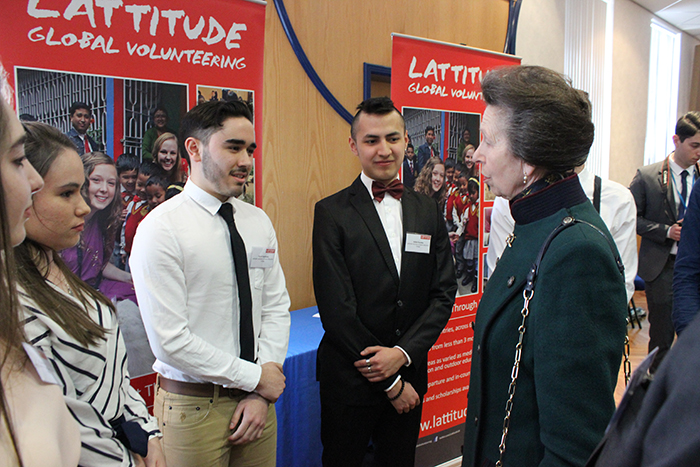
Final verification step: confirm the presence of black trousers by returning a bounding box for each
[320,394,423,467]
[645,255,676,371]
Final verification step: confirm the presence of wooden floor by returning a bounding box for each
[614,291,650,404]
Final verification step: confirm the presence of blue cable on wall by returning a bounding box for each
[273,0,353,124]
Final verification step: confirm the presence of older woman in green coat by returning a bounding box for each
[462,66,627,467]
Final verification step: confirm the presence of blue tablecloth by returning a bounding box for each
[277,306,324,467]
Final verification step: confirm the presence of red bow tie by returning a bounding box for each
[372,180,404,201]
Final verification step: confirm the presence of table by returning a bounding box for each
[276,306,324,467]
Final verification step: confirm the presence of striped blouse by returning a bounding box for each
[19,283,160,467]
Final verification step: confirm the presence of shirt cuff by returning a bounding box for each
[394,346,411,367]
[384,375,402,393]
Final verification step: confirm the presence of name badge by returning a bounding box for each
[22,342,59,385]
[405,233,431,254]
[249,247,276,268]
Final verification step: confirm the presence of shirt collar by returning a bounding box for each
[669,156,695,177]
[184,179,236,216]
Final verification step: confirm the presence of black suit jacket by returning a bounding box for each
[630,158,699,281]
[402,158,417,189]
[313,176,456,406]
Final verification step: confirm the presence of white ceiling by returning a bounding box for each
[632,0,700,39]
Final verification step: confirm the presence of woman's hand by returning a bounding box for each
[144,437,167,467]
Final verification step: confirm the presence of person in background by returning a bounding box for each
[313,97,456,467]
[61,152,136,303]
[457,128,472,164]
[416,125,439,174]
[124,175,168,255]
[152,132,185,184]
[414,156,447,213]
[116,153,139,205]
[455,178,479,292]
[630,111,700,370]
[118,161,164,270]
[461,66,627,467]
[16,121,165,467]
[165,182,185,200]
[65,102,101,156]
[670,112,700,335]
[402,143,417,189]
[142,106,175,161]
[0,75,80,467]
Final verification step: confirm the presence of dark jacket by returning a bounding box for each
[629,158,694,282]
[66,127,102,156]
[673,178,700,333]
[462,175,627,467]
[587,311,700,467]
[313,176,456,405]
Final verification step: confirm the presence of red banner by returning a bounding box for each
[0,0,265,204]
[391,33,519,466]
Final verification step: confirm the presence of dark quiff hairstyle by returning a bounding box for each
[15,122,109,347]
[676,111,700,143]
[350,97,405,140]
[69,101,91,118]
[180,100,253,148]
[115,153,139,175]
[424,125,435,135]
[0,97,25,467]
[480,65,594,174]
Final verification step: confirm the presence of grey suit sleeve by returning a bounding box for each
[630,169,670,244]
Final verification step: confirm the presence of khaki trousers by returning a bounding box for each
[154,383,277,467]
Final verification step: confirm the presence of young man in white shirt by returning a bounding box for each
[131,100,290,467]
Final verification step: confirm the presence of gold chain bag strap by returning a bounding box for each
[496,216,625,467]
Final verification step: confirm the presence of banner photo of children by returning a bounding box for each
[403,107,482,297]
[1,0,266,407]
[392,33,520,467]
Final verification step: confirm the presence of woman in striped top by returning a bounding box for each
[14,122,165,467]
[0,80,80,467]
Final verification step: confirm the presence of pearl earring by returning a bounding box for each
[523,172,527,185]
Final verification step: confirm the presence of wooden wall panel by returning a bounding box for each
[262,0,510,309]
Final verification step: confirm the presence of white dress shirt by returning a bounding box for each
[130,181,291,392]
[668,157,697,254]
[359,173,412,383]
[486,170,638,302]
[360,172,403,273]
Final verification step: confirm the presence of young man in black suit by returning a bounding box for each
[312,97,457,467]
[402,143,417,189]
[630,111,700,370]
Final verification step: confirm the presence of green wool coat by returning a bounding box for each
[462,177,627,467]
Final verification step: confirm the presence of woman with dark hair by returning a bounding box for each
[461,66,627,467]
[61,151,136,303]
[152,132,185,184]
[15,122,164,467]
[142,106,174,161]
[0,87,79,464]
[414,157,447,212]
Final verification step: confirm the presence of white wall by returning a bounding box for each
[516,0,700,186]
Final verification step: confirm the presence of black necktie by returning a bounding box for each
[679,170,689,220]
[218,203,255,362]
